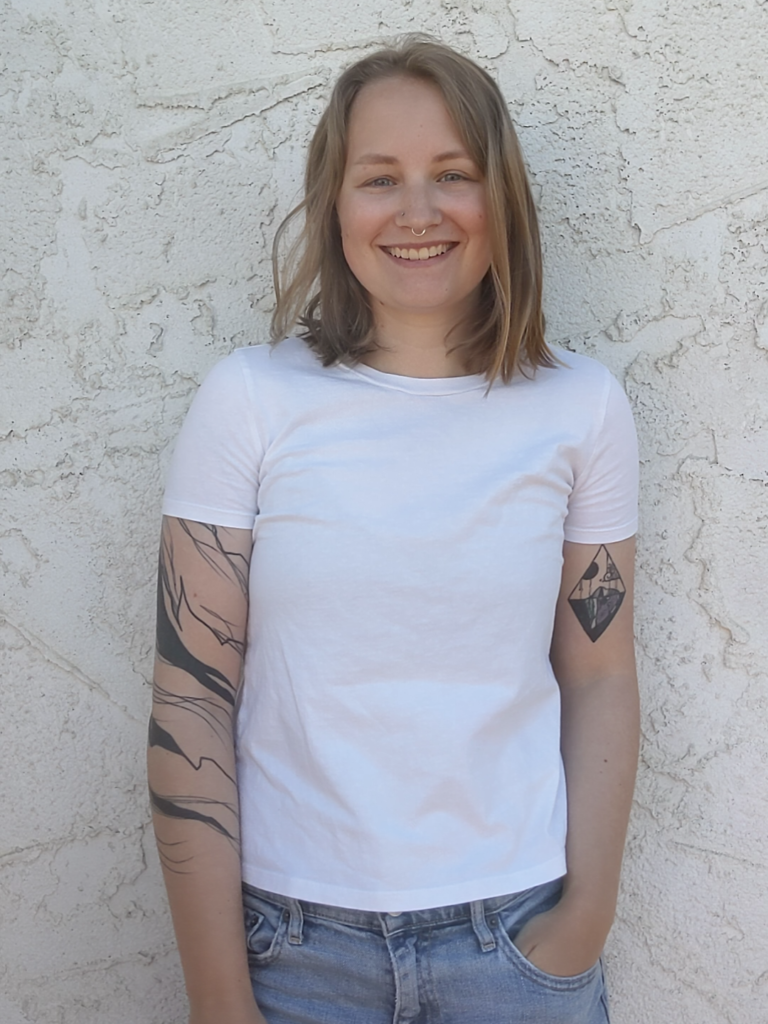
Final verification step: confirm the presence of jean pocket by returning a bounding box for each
[503,930,600,991]
[242,887,290,967]
[494,883,601,992]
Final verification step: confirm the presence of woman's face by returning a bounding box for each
[336,76,492,332]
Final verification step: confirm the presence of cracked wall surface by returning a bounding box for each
[1,2,766,1021]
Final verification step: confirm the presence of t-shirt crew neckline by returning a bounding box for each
[339,359,488,396]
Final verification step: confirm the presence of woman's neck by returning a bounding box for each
[360,309,473,379]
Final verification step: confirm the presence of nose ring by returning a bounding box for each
[399,213,427,237]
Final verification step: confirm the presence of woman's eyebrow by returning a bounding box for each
[352,148,472,167]
[353,153,398,166]
[432,149,472,162]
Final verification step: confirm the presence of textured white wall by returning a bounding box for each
[1,1,766,1021]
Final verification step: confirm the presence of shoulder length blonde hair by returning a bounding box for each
[271,37,552,383]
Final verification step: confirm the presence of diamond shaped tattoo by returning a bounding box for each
[568,545,625,642]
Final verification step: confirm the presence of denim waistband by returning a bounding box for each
[243,877,563,943]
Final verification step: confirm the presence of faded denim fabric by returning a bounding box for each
[243,878,610,1024]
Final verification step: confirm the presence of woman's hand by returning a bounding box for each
[512,899,608,978]
[189,1003,268,1024]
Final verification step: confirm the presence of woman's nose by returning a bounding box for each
[396,181,442,233]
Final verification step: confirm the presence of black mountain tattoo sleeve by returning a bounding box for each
[568,544,626,642]
[148,518,251,873]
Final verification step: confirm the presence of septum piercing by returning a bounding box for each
[400,213,428,237]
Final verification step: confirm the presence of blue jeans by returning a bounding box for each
[243,878,610,1024]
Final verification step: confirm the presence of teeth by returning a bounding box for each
[388,243,451,261]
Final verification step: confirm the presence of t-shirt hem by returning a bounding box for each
[161,500,256,530]
[240,854,567,912]
[563,519,637,545]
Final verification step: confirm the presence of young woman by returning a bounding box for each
[148,38,639,1024]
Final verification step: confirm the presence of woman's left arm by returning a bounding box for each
[514,536,639,976]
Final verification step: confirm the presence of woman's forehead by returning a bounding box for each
[345,77,468,158]
[349,75,446,120]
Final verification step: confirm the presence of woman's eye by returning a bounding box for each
[367,176,394,187]
[440,172,467,183]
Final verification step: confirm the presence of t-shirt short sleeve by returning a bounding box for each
[162,349,262,530]
[563,370,639,544]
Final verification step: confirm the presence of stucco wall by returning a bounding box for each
[1,2,766,1021]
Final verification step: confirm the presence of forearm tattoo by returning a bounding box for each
[568,544,625,642]
[149,519,249,872]
[148,716,237,785]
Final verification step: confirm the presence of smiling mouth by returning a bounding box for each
[383,243,456,261]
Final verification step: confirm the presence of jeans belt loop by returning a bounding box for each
[287,898,304,945]
[469,899,497,953]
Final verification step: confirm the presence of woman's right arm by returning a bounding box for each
[147,516,266,1024]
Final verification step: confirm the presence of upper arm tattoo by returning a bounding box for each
[567,544,626,642]
[149,519,250,872]
[159,521,249,661]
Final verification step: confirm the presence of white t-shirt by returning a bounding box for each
[163,337,638,911]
